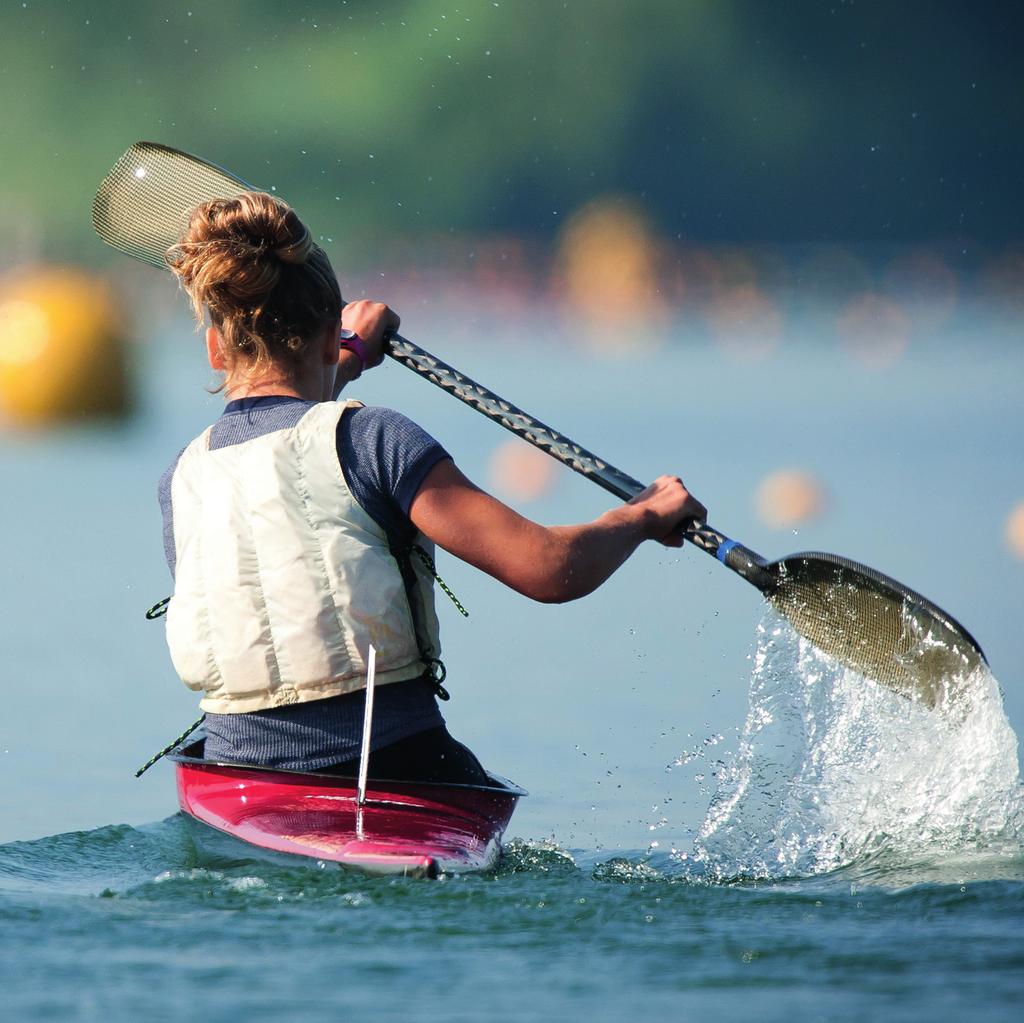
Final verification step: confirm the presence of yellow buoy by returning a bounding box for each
[0,266,131,427]
[553,197,666,354]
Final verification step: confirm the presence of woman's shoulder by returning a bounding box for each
[345,403,430,432]
[338,405,450,520]
[341,404,445,454]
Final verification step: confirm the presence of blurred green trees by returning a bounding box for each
[0,0,1020,261]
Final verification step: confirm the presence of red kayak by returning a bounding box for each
[169,741,526,878]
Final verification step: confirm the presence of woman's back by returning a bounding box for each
[160,189,705,783]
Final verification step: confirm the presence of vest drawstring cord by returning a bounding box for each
[137,596,203,777]
[424,658,451,702]
[399,544,467,701]
[134,713,206,778]
[410,544,469,618]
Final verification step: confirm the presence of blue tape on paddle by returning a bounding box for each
[717,539,738,564]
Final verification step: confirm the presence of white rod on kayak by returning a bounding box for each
[356,644,377,808]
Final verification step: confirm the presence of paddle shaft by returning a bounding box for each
[385,333,774,592]
[93,143,988,705]
[93,142,776,591]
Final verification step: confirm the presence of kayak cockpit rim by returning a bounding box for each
[166,738,528,798]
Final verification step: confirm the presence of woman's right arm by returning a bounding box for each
[332,300,396,399]
[409,458,706,604]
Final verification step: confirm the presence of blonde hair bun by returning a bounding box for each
[167,192,341,380]
[167,192,311,293]
[273,231,314,265]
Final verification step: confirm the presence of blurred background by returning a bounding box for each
[1,1,1021,850]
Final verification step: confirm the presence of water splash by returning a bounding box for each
[498,838,578,875]
[687,609,1024,881]
[592,857,663,883]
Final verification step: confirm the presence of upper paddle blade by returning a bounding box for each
[766,552,985,709]
[92,142,254,268]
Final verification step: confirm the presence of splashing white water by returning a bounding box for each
[689,610,1024,880]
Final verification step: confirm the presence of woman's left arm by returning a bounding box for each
[409,458,705,604]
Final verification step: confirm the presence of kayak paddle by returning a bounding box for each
[93,141,987,708]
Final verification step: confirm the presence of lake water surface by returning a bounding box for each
[2,305,1022,1019]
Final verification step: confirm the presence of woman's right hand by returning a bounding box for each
[627,475,707,548]
[341,300,400,370]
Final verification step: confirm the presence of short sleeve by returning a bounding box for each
[158,447,186,577]
[337,406,450,548]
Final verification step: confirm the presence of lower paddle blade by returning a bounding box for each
[92,141,253,269]
[767,552,985,709]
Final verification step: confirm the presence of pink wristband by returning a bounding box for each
[339,328,370,371]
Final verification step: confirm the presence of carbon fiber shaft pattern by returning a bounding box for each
[386,335,648,502]
[386,334,737,557]
[686,523,730,556]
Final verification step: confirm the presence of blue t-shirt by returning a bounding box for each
[159,396,451,770]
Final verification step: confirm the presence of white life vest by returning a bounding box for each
[165,400,441,713]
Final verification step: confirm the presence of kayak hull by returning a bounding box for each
[170,742,525,877]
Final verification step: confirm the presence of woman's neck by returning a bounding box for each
[225,377,305,400]
[211,321,347,404]
[224,357,332,401]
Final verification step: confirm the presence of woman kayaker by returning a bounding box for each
[160,192,706,785]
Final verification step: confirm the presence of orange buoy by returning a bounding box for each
[488,439,558,502]
[1006,503,1024,559]
[0,266,131,427]
[755,469,827,529]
